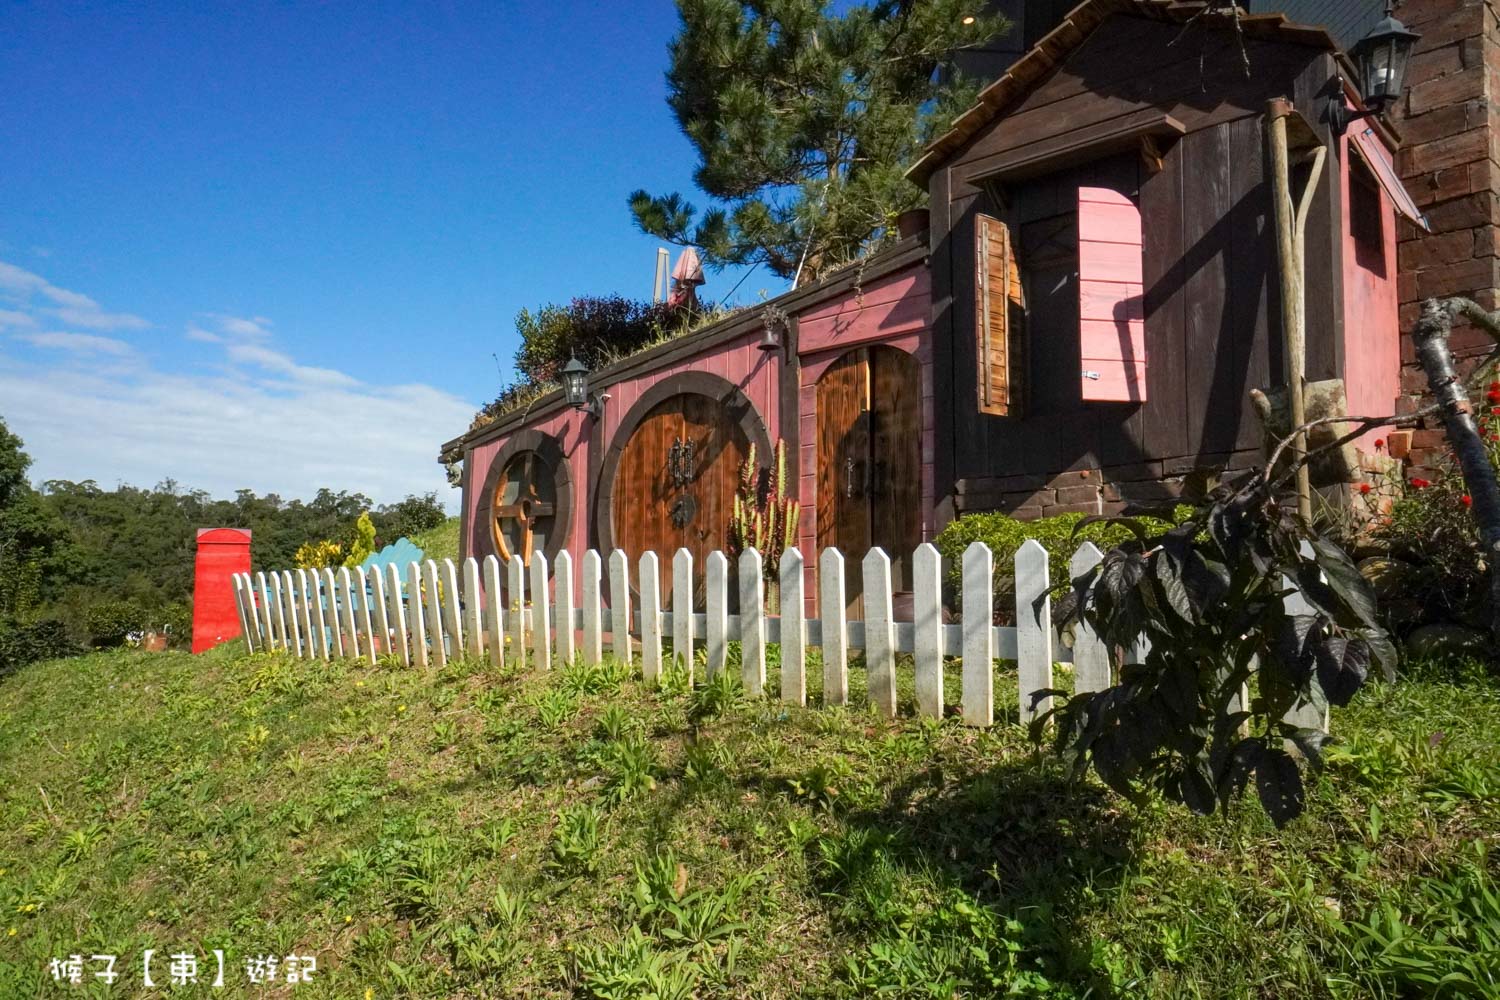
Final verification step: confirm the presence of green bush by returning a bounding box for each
[155,602,193,648]
[934,508,1185,620]
[0,618,80,677]
[84,599,147,648]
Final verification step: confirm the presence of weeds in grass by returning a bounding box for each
[531,687,580,729]
[596,703,634,742]
[689,669,741,725]
[574,927,700,1000]
[472,817,518,857]
[598,735,659,805]
[549,805,602,875]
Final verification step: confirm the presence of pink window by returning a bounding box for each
[1077,186,1146,402]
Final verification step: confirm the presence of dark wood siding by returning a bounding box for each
[926,12,1347,517]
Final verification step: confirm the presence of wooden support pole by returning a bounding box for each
[1266,97,1320,521]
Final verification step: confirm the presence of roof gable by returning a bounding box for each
[909,0,1338,184]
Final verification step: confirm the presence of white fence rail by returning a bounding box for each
[233,541,1100,726]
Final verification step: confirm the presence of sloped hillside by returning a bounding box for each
[0,642,1495,997]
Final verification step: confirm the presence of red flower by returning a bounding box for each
[1410,478,1431,489]
[1488,389,1500,403]
[1374,438,1385,449]
[1359,483,1372,495]
[1490,380,1500,391]
[1463,494,1473,507]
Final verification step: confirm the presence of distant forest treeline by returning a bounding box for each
[1,415,446,659]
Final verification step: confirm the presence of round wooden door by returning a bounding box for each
[816,345,922,617]
[611,392,752,605]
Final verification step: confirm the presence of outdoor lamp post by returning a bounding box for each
[1332,2,1420,133]
[562,355,604,418]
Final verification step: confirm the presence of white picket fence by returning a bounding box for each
[230,541,1107,726]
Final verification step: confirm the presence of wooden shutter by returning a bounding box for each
[975,213,1024,416]
[1077,186,1146,402]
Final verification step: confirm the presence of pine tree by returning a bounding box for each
[630,0,1006,284]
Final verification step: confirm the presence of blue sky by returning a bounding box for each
[0,2,780,507]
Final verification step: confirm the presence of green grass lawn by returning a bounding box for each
[408,517,459,564]
[0,642,1495,998]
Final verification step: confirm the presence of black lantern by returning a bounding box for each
[758,306,787,354]
[561,355,603,418]
[1333,3,1420,132]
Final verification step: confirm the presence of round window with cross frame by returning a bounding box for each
[478,430,573,566]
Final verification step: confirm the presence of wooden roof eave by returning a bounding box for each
[446,232,931,455]
[907,0,1343,187]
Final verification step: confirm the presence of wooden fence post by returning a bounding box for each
[705,551,728,679]
[779,548,806,706]
[300,569,325,661]
[554,551,575,666]
[387,563,411,667]
[441,559,463,660]
[339,567,360,659]
[819,548,848,706]
[350,567,374,663]
[366,566,388,664]
[1070,542,1110,693]
[322,566,343,659]
[1015,539,1054,723]
[280,571,300,657]
[423,561,447,669]
[639,551,663,684]
[581,550,603,666]
[483,554,505,669]
[673,548,694,684]
[463,558,484,660]
[233,575,254,653]
[913,543,943,718]
[739,550,765,696]
[864,548,897,718]
[531,553,552,672]
[407,562,429,668]
[507,555,527,671]
[609,550,632,668]
[257,572,277,651]
[962,542,993,726]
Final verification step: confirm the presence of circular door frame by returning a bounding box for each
[476,429,574,565]
[593,371,773,557]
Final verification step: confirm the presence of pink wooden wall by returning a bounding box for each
[597,330,780,454]
[795,262,935,607]
[463,329,780,600]
[1339,133,1400,452]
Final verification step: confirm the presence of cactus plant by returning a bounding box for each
[727,440,800,607]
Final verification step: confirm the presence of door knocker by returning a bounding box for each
[669,493,698,529]
[668,437,697,488]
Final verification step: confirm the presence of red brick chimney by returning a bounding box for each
[1392,0,1500,472]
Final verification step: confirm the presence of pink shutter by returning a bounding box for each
[1077,187,1146,402]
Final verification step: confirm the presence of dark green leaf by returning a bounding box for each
[1284,727,1331,769]
[1312,634,1370,708]
[1255,748,1305,827]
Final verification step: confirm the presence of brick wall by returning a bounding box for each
[1392,0,1500,474]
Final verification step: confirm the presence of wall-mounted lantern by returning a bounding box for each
[562,355,604,418]
[1332,2,1420,134]
[758,305,789,354]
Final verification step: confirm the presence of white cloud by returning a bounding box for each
[210,313,273,339]
[224,342,361,388]
[14,331,134,356]
[0,260,149,331]
[0,260,472,507]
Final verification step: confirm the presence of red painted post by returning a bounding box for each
[192,528,252,653]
